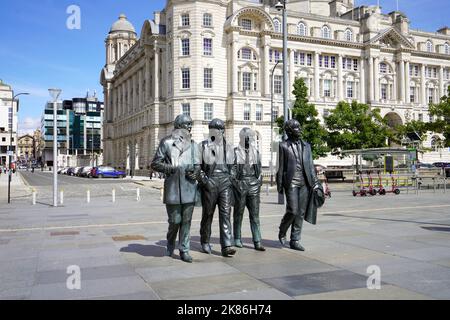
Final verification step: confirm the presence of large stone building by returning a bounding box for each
[100,0,450,171]
[0,79,19,167]
[17,134,34,163]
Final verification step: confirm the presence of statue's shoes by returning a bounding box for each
[221,247,237,257]
[180,252,193,263]
[278,233,286,246]
[254,242,266,252]
[290,241,305,252]
[234,239,243,248]
[166,245,175,257]
[201,243,212,254]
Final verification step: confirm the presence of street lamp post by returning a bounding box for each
[275,0,290,135]
[270,60,283,186]
[49,88,62,208]
[7,91,29,204]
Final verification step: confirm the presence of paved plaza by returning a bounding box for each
[0,172,449,300]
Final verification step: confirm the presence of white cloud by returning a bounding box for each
[18,117,41,136]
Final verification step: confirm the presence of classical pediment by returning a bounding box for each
[369,28,415,49]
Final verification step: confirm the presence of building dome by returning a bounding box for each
[110,14,136,34]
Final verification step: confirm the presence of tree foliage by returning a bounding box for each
[276,78,329,159]
[427,86,450,147]
[324,100,392,156]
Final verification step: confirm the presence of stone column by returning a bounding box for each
[289,49,295,100]
[314,52,320,101]
[360,58,365,103]
[337,55,343,101]
[154,46,159,102]
[405,61,410,104]
[368,57,374,102]
[421,64,426,106]
[374,57,380,102]
[439,66,444,99]
[399,60,405,103]
[263,42,270,97]
[231,37,239,94]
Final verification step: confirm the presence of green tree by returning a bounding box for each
[325,100,392,156]
[427,86,450,147]
[393,120,428,145]
[276,78,329,159]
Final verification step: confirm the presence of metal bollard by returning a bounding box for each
[112,188,116,203]
[137,188,141,202]
[32,189,36,206]
[60,189,64,205]
[87,189,90,203]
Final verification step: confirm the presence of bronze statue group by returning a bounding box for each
[151,115,325,263]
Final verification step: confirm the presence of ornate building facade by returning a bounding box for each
[100,0,450,171]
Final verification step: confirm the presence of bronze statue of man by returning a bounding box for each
[277,119,322,251]
[231,128,265,252]
[198,119,236,257]
[151,115,200,263]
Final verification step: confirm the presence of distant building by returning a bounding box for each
[0,79,19,167]
[17,134,34,163]
[41,93,104,168]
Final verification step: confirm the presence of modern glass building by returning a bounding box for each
[41,94,104,167]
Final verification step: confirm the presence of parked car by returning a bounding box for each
[432,162,450,168]
[80,167,93,178]
[61,167,70,175]
[91,166,126,179]
[74,167,84,177]
[67,167,76,176]
[416,163,434,169]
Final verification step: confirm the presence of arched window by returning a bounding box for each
[445,43,450,55]
[345,29,353,42]
[297,22,306,36]
[274,19,281,33]
[426,41,433,52]
[322,25,331,39]
[380,63,388,74]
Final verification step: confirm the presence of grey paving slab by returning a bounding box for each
[185,288,293,300]
[35,264,137,285]
[262,270,371,297]
[136,261,239,283]
[37,255,126,272]
[151,273,271,300]
[90,291,161,300]
[295,285,433,300]
[30,276,154,300]
[390,247,450,261]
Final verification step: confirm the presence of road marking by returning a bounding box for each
[0,204,449,234]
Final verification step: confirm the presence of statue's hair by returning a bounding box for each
[208,118,225,130]
[174,114,192,129]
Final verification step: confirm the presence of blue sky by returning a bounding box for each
[0,0,449,134]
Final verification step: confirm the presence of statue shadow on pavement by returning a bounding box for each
[119,236,283,258]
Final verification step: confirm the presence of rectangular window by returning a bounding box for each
[380,64,387,74]
[353,59,358,71]
[300,53,305,65]
[274,50,281,62]
[428,88,434,104]
[241,18,252,30]
[181,68,190,89]
[244,104,251,121]
[381,84,388,100]
[274,75,282,94]
[346,81,354,98]
[272,108,279,122]
[204,68,213,89]
[181,103,190,116]
[294,52,299,65]
[418,113,423,122]
[243,72,252,91]
[203,38,212,56]
[414,65,419,77]
[330,56,336,69]
[319,55,323,68]
[307,54,312,66]
[324,56,329,68]
[181,38,190,56]
[269,49,273,63]
[204,103,213,121]
[203,13,212,27]
[256,104,263,121]
[324,80,331,97]
[410,87,415,103]
[181,14,190,27]
[433,67,437,78]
